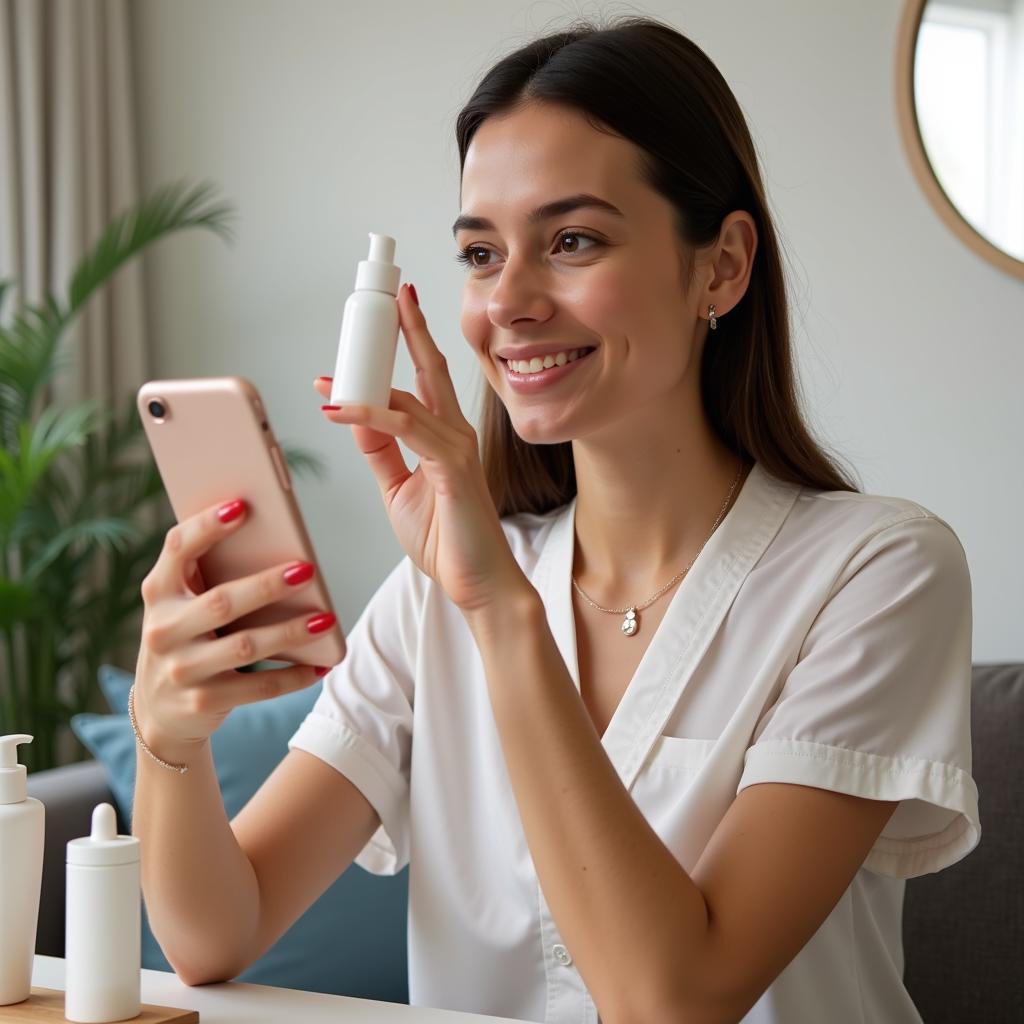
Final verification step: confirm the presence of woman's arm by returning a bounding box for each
[133,719,380,986]
[466,587,898,1024]
[132,734,262,985]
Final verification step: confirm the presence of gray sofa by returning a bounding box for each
[28,664,1023,1020]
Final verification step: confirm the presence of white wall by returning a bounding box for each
[129,0,1023,661]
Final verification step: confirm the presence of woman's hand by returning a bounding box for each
[315,283,531,617]
[134,499,332,764]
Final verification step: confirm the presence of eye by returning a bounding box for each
[453,245,494,269]
[453,230,602,270]
[553,230,599,255]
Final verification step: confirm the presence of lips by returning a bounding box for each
[500,346,597,393]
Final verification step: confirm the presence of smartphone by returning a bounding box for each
[136,376,346,667]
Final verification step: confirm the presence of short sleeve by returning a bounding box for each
[288,554,425,875]
[737,513,981,879]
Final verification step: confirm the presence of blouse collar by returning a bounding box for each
[531,461,802,787]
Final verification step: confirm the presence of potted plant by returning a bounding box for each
[0,180,325,773]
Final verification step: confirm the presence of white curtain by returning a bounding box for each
[0,0,149,411]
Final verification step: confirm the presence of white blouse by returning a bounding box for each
[288,460,981,1022]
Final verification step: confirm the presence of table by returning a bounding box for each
[30,956,523,1023]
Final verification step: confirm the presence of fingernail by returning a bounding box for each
[317,375,333,382]
[321,404,342,411]
[218,499,246,523]
[408,282,419,306]
[283,562,315,586]
[307,612,337,634]
[314,665,330,677]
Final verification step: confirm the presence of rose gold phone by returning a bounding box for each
[136,376,346,667]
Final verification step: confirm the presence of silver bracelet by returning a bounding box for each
[128,682,190,775]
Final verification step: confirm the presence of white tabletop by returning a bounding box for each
[31,956,522,1023]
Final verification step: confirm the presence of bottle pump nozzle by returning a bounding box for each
[90,802,118,841]
[0,733,32,804]
[354,232,401,296]
[368,233,395,264]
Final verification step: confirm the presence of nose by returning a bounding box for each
[486,254,556,329]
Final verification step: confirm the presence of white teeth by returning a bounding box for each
[507,348,589,373]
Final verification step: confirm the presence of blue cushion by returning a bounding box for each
[71,664,409,1002]
[97,662,135,713]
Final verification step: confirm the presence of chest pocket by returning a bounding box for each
[631,736,717,866]
[644,734,716,773]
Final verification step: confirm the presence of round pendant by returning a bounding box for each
[621,608,638,637]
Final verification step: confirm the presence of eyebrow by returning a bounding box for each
[451,192,625,237]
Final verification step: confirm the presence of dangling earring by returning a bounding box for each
[708,303,718,331]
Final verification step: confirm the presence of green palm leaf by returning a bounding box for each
[21,517,139,587]
[0,576,43,628]
[2,181,236,430]
[68,179,235,313]
[0,295,69,434]
[0,403,103,539]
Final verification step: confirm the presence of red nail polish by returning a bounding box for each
[408,283,419,306]
[314,665,330,677]
[218,499,246,523]
[283,562,315,586]
[317,375,334,382]
[321,404,341,411]
[307,612,336,634]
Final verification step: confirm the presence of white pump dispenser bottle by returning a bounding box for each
[330,232,402,409]
[65,802,141,1022]
[0,734,45,1006]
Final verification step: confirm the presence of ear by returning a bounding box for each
[703,211,758,318]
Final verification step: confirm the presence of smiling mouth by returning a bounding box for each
[499,347,597,373]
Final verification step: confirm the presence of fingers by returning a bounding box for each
[317,354,476,503]
[315,378,413,498]
[396,283,468,425]
[165,607,335,694]
[145,557,322,653]
[321,389,476,500]
[197,661,329,713]
[347,419,415,504]
[144,499,248,601]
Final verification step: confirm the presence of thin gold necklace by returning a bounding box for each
[571,459,746,638]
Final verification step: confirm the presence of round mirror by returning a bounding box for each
[895,0,1024,281]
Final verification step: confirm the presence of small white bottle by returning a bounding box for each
[330,232,402,409]
[0,734,45,1006]
[65,803,141,1023]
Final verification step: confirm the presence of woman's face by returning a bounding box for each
[456,100,708,445]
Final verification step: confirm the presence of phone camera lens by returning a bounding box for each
[147,399,166,419]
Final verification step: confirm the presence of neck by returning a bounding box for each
[570,398,749,608]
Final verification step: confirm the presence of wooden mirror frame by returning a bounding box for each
[895,0,1024,282]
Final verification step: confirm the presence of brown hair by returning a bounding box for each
[455,15,862,517]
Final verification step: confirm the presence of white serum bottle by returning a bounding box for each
[65,803,141,1023]
[330,232,402,409]
[0,734,45,1006]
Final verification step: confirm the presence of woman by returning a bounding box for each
[132,15,980,1023]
